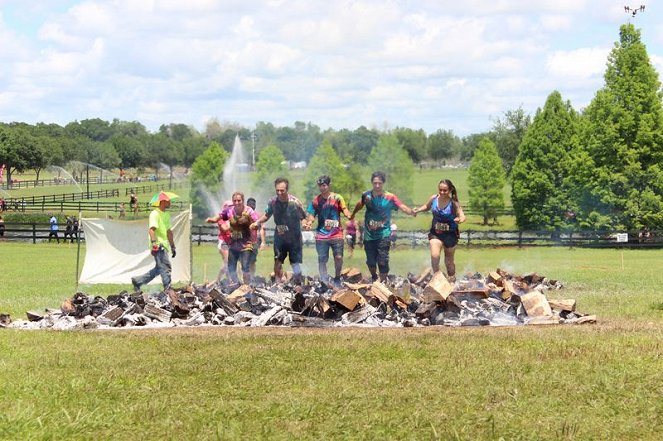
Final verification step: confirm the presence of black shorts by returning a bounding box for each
[364,237,391,269]
[274,240,303,264]
[428,229,459,248]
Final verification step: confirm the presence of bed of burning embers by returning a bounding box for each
[1,267,596,330]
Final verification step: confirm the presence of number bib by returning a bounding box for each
[324,219,339,229]
[368,220,384,230]
[275,225,289,235]
[231,230,244,240]
[434,222,450,232]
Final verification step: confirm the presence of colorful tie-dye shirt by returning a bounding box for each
[220,205,259,251]
[307,192,347,240]
[360,190,403,241]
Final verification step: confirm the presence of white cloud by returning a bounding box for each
[0,1,661,135]
[546,47,610,79]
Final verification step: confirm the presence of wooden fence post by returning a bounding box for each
[32,222,37,244]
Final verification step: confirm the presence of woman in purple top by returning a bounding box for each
[220,192,259,284]
[414,179,466,281]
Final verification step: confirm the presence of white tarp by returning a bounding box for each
[79,211,191,285]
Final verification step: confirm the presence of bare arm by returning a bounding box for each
[454,202,466,224]
[205,214,221,223]
[250,213,271,230]
[148,227,157,243]
[259,224,267,248]
[167,229,175,248]
[350,199,364,220]
[413,195,435,214]
[304,213,315,230]
[399,204,417,217]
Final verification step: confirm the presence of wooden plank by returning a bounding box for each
[369,281,392,304]
[519,291,553,317]
[547,299,576,312]
[26,311,43,322]
[341,305,376,325]
[502,280,517,301]
[101,305,124,322]
[61,298,76,315]
[341,267,363,283]
[422,271,453,303]
[527,316,560,325]
[208,289,239,315]
[143,304,172,322]
[228,284,252,302]
[331,289,363,311]
[487,271,503,286]
[343,281,371,290]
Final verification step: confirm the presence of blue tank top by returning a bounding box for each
[431,197,457,233]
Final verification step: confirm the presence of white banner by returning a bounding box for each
[79,211,191,285]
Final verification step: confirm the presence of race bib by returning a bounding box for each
[324,219,339,229]
[231,230,244,240]
[276,225,289,235]
[434,222,450,232]
[368,220,384,230]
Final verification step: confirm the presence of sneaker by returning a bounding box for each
[131,277,141,292]
[331,277,343,289]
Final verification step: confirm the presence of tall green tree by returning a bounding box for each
[428,129,461,162]
[0,124,35,187]
[460,132,491,162]
[393,127,427,163]
[367,134,415,203]
[190,142,228,217]
[303,141,362,203]
[468,138,506,225]
[254,145,288,190]
[511,91,580,230]
[573,24,663,230]
[491,106,531,175]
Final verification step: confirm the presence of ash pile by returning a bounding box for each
[1,268,596,331]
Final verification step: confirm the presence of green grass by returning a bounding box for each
[1,243,663,439]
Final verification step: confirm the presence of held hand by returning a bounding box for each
[151,244,159,256]
[171,247,177,258]
[250,222,259,230]
[259,243,268,251]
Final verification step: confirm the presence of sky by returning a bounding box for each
[0,0,662,136]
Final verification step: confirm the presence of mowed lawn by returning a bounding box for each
[1,243,663,440]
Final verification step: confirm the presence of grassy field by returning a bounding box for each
[1,243,662,439]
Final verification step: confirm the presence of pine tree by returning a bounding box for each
[366,134,415,203]
[511,91,579,230]
[574,24,663,230]
[468,138,506,225]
